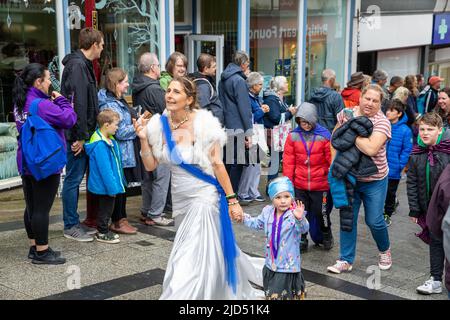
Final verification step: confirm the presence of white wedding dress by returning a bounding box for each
[158,144,265,300]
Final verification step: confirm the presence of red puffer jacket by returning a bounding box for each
[283,130,331,191]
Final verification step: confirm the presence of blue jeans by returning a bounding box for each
[62,144,88,230]
[340,177,390,264]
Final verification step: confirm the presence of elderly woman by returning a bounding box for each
[437,87,450,129]
[159,52,188,90]
[263,76,297,183]
[237,72,270,204]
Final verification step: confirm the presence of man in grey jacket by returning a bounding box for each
[219,51,253,193]
[131,53,173,226]
[308,69,345,132]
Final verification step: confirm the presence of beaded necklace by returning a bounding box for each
[170,111,189,130]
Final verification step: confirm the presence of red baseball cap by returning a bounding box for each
[429,76,444,86]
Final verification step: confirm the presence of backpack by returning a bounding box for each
[193,78,224,125]
[20,98,66,181]
[416,85,433,115]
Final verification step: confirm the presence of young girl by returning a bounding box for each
[241,176,309,300]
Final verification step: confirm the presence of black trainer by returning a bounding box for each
[322,230,334,250]
[32,249,66,265]
[28,246,61,260]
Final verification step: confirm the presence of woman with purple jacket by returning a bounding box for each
[13,63,77,265]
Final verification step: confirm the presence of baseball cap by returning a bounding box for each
[429,76,444,86]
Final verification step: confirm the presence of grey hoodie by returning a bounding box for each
[295,102,318,126]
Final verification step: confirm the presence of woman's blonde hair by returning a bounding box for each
[392,87,410,104]
[105,67,127,98]
[169,76,200,110]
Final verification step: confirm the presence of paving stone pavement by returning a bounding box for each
[0,178,447,300]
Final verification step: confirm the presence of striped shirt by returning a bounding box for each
[337,108,391,182]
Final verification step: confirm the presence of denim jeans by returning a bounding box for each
[340,177,390,264]
[62,144,88,230]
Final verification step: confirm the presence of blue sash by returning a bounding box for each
[160,115,238,294]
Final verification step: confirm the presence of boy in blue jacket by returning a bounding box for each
[84,109,126,244]
[384,100,413,226]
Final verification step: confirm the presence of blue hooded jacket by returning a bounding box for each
[219,63,253,134]
[308,86,345,133]
[84,130,126,196]
[387,113,413,179]
[98,89,137,168]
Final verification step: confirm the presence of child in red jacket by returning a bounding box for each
[283,102,333,252]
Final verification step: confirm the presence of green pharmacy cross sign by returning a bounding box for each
[433,13,450,45]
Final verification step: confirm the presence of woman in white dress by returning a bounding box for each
[134,77,264,299]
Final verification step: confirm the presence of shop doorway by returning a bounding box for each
[186,34,224,89]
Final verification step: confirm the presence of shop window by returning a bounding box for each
[202,0,238,67]
[0,0,57,122]
[377,48,420,79]
[174,0,192,25]
[306,0,347,99]
[69,0,161,94]
[250,0,298,105]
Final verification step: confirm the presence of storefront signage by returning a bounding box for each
[250,24,327,40]
[433,13,450,45]
[250,26,297,40]
[92,11,98,30]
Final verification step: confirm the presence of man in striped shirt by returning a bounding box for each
[327,84,393,274]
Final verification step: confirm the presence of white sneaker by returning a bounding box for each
[327,260,353,274]
[378,248,392,270]
[416,277,442,295]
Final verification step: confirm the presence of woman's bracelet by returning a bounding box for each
[228,201,240,206]
[140,150,153,158]
[226,193,237,200]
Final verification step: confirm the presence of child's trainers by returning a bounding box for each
[416,277,442,295]
[327,260,353,274]
[384,214,392,227]
[96,231,120,244]
[378,248,392,270]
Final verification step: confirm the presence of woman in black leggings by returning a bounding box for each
[13,63,76,264]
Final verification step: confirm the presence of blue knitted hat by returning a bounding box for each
[268,176,295,200]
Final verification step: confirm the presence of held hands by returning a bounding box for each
[229,203,244,223]
[292,200,305,220]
